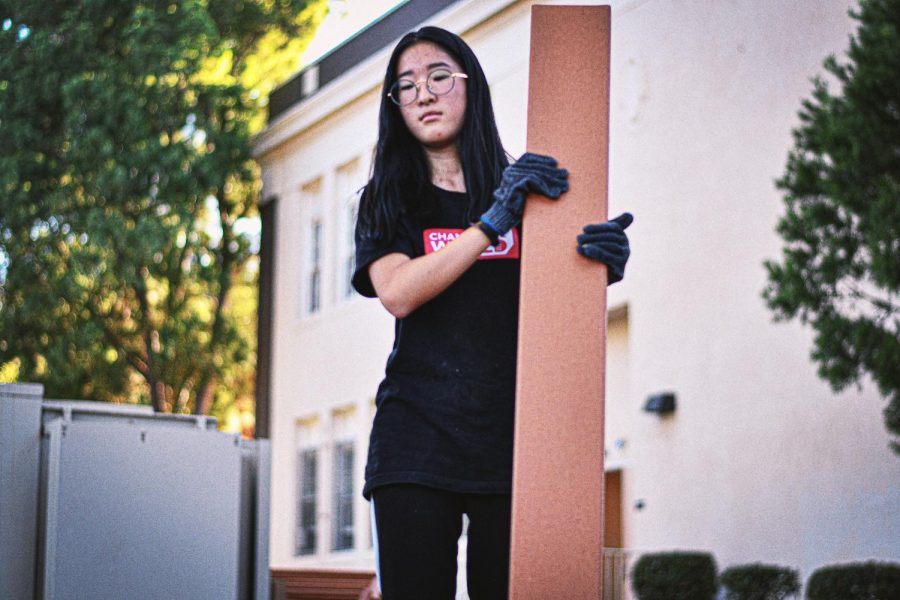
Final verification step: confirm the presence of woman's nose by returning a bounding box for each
[417,82,437,104]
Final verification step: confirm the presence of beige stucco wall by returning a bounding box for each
[607,0,899,574]
[255,0,899,586]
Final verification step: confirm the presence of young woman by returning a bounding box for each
[352,26,632,600]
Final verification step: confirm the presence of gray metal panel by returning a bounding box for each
[41,400,154,417]
[254,440,270,600]
[0,383,44,600]
[39,419,63,600]
[41,401,217,431]
[238,441,256,600]
[236,439,271,600]
[39,419,243,600]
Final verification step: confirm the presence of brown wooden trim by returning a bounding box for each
[270,569,377,600]
[269,0,459,122]
[255,196,277,439]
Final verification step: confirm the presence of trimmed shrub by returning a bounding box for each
[806,561,900,600]
[630,551,718,600]
[720,563,800,600]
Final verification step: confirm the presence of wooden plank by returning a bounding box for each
[509,6,611,599]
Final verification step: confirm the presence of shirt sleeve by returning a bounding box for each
[352,214,417,298]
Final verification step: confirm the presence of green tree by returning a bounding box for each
[0,0,326,415]
[763,0,900,452]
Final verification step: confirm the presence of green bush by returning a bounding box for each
[806,561,900,600]
[721,563,800,600]
[630,551,718,600]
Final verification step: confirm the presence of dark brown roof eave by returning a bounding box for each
[268,0,459,123]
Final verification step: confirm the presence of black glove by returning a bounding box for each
[577,212,633,284]
[480,152,569,237]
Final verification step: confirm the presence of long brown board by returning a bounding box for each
[509,6,611,598]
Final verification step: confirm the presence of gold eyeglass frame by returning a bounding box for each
[387,70,468,106]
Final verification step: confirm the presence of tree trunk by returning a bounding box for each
[194,375,215,416]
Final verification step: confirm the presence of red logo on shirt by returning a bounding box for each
[423,228,520,260]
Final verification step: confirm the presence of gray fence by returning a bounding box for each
[0,383,269,600]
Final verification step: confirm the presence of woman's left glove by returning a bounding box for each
[577,212,633,284]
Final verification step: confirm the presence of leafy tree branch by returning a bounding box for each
[764,0,900,453]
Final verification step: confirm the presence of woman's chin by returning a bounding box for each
[420,135,457,151]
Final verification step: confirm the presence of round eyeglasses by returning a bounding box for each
[387,69,468,107]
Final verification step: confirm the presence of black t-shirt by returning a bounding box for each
[352,183,521,498]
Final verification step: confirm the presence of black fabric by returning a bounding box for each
[353,183,521,499]
[372,484,511,600]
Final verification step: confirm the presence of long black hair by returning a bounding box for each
[357,26,509,242]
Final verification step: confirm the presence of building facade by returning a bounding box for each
[253,0,899,592]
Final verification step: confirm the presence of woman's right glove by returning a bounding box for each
[480,152,569,238]
[577,212,633,284]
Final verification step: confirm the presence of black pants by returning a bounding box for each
[371,484,511,600]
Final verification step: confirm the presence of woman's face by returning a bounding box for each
[393,41,467,149]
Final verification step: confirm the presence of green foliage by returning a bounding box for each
[806,561,900,600]
[763,0,900,452]
[0,1,325,415]
[721,563,800,600]
[630,551,718,600]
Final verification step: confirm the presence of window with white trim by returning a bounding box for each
[300,177,323,317]
[308,220,322,313]
[296,449,318,555]
[332,441,355,551]
[344,202,358,298]
[295,415,322,557]
[335,158,363,300]
[331,406,357,552]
